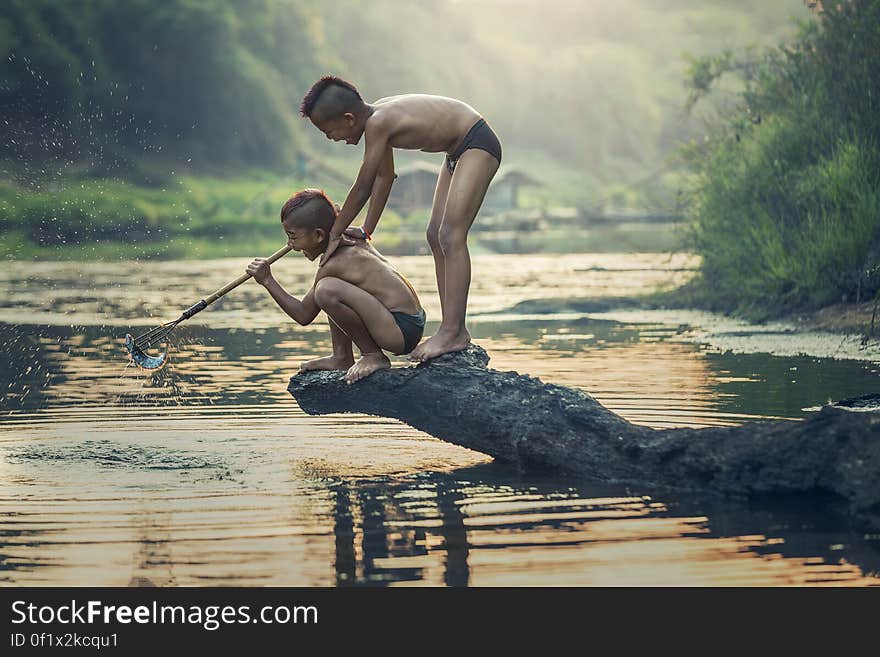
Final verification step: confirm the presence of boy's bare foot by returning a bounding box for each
[408,328,471,362]
[345,352,391,384]
[300,355,355,372]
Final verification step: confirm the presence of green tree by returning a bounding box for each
[682,0,880,314]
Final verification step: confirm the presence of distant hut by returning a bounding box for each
[481,168,541,214]
[388,161,541,216]
[386,162,441,214]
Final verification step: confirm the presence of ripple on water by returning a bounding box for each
[1,255,879,586]
[9,439,227,471]
[0,410,878,586]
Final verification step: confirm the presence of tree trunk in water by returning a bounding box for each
[288,345,880,528]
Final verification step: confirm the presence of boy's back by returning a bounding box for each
[319,241,421,316]
[368,94,482,153]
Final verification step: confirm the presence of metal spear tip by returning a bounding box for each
[125,333,169,371]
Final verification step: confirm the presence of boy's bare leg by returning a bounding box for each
[426,163,453,320]
[313,277,406,384]
[410,149,499,362]
[300,318,355,371]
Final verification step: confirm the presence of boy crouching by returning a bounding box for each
[247,189,426,384]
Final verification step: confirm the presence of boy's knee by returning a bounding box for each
[426,225,441,251]
[438,224,467,254]
[314,277,343,308]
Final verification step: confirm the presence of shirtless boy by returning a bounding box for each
[247,189,426,384]
[299,76,502,361]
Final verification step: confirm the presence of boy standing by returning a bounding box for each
[299,76,502,361]
[247,189,426,384]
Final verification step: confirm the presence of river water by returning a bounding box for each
[1,253,878,586]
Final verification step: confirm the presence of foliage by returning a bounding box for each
[0,173,307,257]
[0,0,322,171]
[2,1,808,180]
[681,0,880,315]
[0,0,811,258]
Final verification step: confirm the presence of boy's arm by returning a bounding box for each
[262,279,320,326]
[247,259,319,326]
[321,118,391,265]
[361,146,395,238]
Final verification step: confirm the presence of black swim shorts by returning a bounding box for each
[445,118,502,174]
[391,308,427,355]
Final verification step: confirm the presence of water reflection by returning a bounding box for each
[5,445,875,586]
[327,467,879,587]
[1,255,878,585]
[4,317,878,427]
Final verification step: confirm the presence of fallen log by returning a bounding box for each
[288,345,880,527]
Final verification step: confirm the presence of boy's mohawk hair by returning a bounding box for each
[280,188,337,228]
[300,75,362,118]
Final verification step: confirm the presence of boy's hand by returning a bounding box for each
[319,234,356,266]
[343,226,369,240]
[246,258,272,285]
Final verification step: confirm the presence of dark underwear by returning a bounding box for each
[391,308,427,355]
[445,118,502,174]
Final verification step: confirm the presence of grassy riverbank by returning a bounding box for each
[0,154,687,261]
[681,0,880,317]
[0,171,322,259]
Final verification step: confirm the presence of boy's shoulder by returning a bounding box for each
[372,94,406,107]
[364,102,398,131]
[315,242,379,279]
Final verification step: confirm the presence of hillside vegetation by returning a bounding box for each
[682,0,880,316]
[0,0,811,258]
